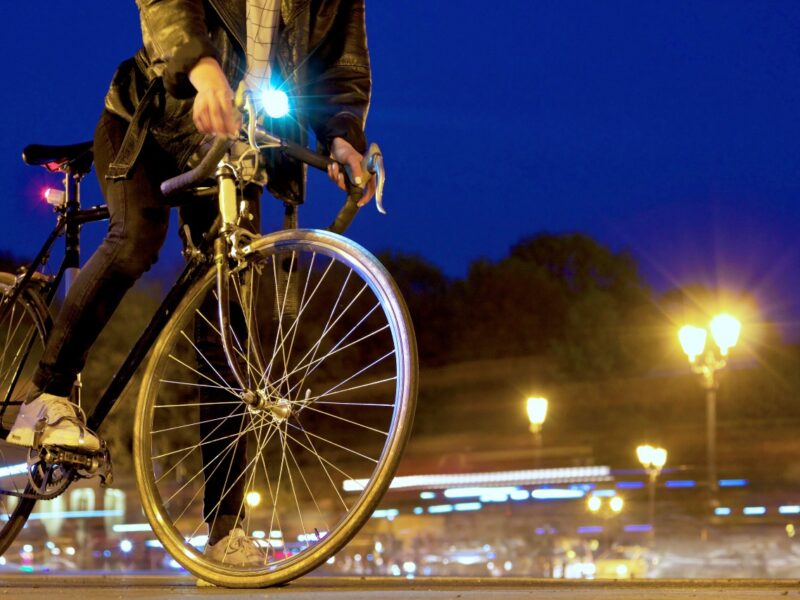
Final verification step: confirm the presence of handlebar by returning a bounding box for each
[160,137,233,197]
[160,130,385,235]
[278,138,384,234]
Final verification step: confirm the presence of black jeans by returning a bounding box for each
[33,110,251,532]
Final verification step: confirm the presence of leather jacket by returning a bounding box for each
[104,0,371,205]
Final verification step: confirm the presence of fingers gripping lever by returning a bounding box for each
[329,143,386,234]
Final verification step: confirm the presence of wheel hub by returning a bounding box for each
[243,389,293,422]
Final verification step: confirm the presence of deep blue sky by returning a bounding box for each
[2,2,799,335]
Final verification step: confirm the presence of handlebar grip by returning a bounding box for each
[160,137,233,197]
[280,139,331,172]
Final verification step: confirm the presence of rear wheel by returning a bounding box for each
[0,273,51,554]
[135,229,417,587]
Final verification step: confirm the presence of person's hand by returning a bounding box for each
[188,57,240,136]
[327,137,376,207]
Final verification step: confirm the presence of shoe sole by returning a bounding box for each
[6,429,34,447]
[6,430,100,452]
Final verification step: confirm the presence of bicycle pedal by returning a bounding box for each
[39,442,111,474]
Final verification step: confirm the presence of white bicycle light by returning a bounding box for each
[43,187,66,208]
[260,88,290,119]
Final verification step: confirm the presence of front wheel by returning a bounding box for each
[134,229,417,587]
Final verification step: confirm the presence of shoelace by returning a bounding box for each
[43,397,81,425]
[220,530,268,561]
[42,398,98,445]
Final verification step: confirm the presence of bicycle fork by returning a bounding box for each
[212,163,288,418]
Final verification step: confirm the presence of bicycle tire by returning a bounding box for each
[134,229,417,587]
[0,272,51,555]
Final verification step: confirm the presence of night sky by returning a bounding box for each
[2,3,799,335]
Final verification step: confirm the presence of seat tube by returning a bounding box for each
[63,173,81,289]
[63,172,83,408]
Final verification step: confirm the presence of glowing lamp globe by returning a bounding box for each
[636,444,654,467]
[710,313,741,356]
[652,447,667,469]
[526,397,548,429]
[678,325,707,362]
[261,88,290,118]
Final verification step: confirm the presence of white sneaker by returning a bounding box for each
[7,392,100,451]
[203,528,268,567]
[196,528,270,586]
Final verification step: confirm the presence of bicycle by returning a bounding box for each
[0,87,417,587]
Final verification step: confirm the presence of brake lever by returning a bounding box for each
[365,144,386,215]
[342,143,386,214]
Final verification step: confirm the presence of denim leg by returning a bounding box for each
[33,111,173,396]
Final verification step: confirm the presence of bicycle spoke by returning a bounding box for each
[296,376,398,405]
[292,403,388,436]
[179,330,242,397]
[167,353,241,397]
[275,312,386,396]
[294,414,349,512]
[260,255,338,389]
[285,421,378,464]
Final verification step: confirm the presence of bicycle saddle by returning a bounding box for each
[22,141,94,176]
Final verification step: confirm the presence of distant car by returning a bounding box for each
[594,546,648,579]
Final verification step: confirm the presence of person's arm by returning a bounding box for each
[137,0,238,135]
[307,0,373,203]
[305,0,372,156]
[136,0,218,98]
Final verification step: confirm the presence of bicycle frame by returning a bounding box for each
[1,171,219,436]
[1,171,108,410]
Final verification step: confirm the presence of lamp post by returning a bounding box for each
[526,397,548,462]
[678,314,741,502]
[636,444,667,544]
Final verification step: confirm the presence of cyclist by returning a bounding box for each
[10,0,375,565]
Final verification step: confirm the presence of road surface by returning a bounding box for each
[0,575,799,599]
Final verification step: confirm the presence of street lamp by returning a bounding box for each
[526,397,548,463]
[678,313,741,501]
[586,493,624,550]
[586,494,624,517]
[526,397,548,436]
[637,444,667,544]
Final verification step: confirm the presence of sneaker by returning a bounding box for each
[7,392,100,451]
[203,528,268,567]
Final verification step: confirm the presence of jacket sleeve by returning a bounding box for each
[305,0,372,154]
[136,0,219,98]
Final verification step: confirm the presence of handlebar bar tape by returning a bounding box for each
[160,137,233,197]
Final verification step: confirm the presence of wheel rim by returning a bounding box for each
[136,231,416,586]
